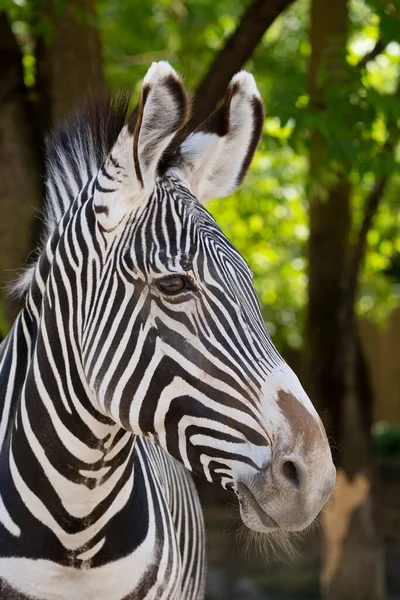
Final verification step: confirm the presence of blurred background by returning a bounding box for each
[0,0,400,598]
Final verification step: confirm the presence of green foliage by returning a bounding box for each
[4,0,400,351]
[98,0,247,93]
[214,0,399,343]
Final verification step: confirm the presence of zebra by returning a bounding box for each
[0,62,335,599]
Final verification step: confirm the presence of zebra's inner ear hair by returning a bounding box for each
[94,62,189,231]
[166,71,265,203]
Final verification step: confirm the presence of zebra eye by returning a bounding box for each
[156,276,190,295]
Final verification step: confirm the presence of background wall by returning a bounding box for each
[360,309,400,423]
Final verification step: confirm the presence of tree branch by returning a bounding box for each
[357,37,385,70]
[191,0,296,127]
[345,177,389,315]
[342,83,400,318]
[341,48,400,317]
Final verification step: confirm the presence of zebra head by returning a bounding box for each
[85,62,335,534]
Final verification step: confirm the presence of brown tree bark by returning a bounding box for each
[191,0,295,128]
[0,1,103,334]
[0,13,43,328]
[306,1,386,598]
[36,0,103,124]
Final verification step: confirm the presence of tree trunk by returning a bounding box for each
[36,0,103,124]
[0,1,103,334]
[0,13,43,329]
[306,1,385,598]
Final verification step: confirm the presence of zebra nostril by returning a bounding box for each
[282,460,301,488]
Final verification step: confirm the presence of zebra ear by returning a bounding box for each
[94,62,189,231]
[169,72,264,203]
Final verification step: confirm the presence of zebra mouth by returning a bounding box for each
[236,481,279,531]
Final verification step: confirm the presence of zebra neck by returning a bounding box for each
[0,309,137,554]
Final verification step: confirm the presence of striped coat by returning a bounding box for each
[0,62,335,599]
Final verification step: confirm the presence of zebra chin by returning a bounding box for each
[233,449,336,534]
[236,481,281,533]
[234,474,333,534]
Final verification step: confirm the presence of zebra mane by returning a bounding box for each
[12,91,132,298]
